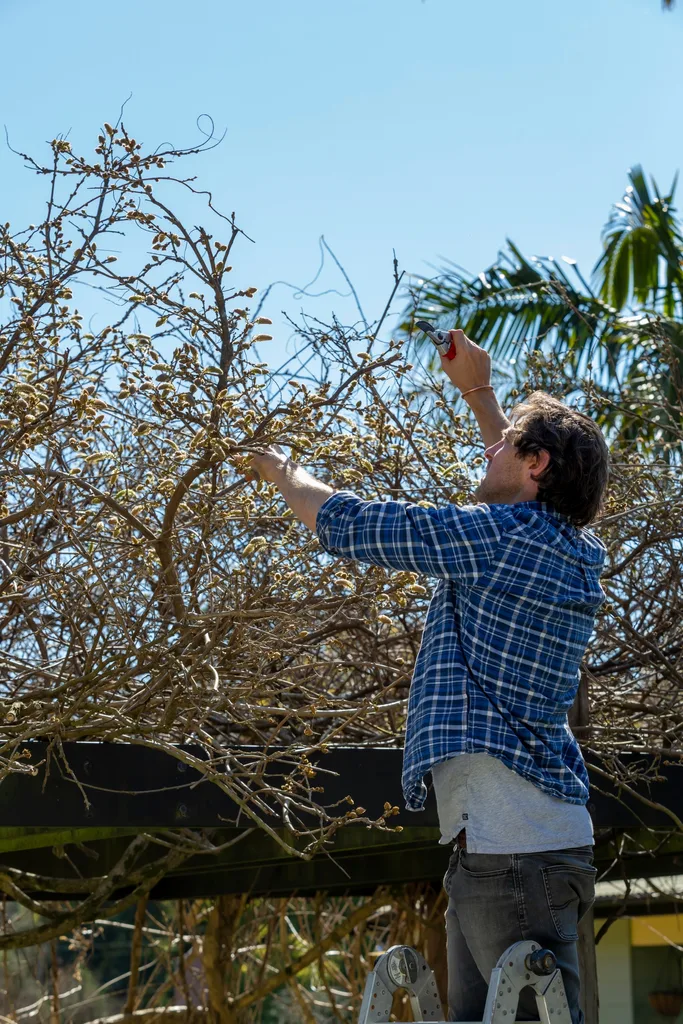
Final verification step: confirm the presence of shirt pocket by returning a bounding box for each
[542,863,597,941]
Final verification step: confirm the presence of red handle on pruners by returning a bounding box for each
[414,320,457,360]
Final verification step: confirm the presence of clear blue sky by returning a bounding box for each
[3,0,683,345]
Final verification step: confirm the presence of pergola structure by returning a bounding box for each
[1,742,682,907]
[2,741,682,1023]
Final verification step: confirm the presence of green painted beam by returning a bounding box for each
[0,826,148,854]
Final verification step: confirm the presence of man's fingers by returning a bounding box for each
[449,329,489,360]
[241,457,260,482]
[448,328,471,349]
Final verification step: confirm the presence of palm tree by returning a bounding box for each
[403,166,683,449]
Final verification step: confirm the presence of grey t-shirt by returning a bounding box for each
[431,752,594,854]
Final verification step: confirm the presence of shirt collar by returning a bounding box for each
[514,500,570,522]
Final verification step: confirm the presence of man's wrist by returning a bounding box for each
[268,454,292,481]
[462,386,497,408]
[462,388,511,451]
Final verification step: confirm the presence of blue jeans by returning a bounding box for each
[443,843,596,1023]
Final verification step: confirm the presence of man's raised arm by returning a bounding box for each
[439,328,511,450]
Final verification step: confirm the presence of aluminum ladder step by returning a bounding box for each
[357,940,573,1023]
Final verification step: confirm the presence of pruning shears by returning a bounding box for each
[415,320,457,360]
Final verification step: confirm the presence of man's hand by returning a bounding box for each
[245,443,288,483]
[242,443,334,533]
[440,329,491,394]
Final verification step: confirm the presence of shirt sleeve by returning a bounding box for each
[315,490,502,583]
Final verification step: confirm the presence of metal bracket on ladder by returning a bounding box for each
[357,940,573,1023]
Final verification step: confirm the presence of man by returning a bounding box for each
[248,329,610,1024]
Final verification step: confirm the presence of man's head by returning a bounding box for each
[473,391,610,528]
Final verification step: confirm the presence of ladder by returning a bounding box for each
[357,940,573,1023]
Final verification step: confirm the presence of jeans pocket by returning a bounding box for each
[459,851,512,878]
[542,863,597,941]
[443,849,459,895]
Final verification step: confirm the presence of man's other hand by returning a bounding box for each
[440,329,492,395]
[245,443,288,483]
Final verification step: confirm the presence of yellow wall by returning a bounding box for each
[592,913,683,1024]
[595,918,633,1024]
[631,914,683,947]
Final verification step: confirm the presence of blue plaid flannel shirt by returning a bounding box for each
[316,491,607,811]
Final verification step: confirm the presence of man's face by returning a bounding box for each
[473,437,534,505]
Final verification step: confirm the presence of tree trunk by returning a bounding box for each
[569,671,599,1024]
[567,671,592,742]
[203,896,243,1024]
[422,884,449,1017]
[578,908,599,1024]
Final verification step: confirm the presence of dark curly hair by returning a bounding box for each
[503,391,610,528]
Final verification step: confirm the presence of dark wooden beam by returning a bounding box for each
[0,742,681,830]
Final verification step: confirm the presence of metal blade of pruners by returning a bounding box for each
[415,320,457,360]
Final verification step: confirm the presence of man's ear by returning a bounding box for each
[528,449,551,483]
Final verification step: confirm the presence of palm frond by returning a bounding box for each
[594,165,683,317]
